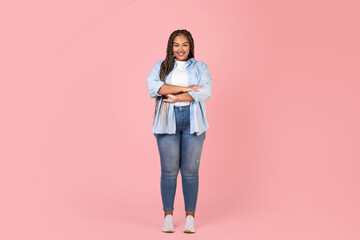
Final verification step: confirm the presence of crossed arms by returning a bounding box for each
[146,61,213,103]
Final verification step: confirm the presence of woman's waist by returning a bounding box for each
[174,105,190,109]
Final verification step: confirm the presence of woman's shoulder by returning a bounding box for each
[194,59,207,65]
[149,59,164,70]
[154,59,164,65]
[192,59,209,70]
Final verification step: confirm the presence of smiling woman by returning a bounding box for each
[146,29,213,234]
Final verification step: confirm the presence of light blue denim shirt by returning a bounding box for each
[146,57,213,136]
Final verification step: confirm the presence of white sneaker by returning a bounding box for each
[183,215,196,233]
[161,214,175,233]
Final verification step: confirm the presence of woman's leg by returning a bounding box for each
[154,132,181,213]
[181,131,205,215]
[179,107,206,215]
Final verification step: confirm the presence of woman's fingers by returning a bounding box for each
[182,85,203,92]
[190,85,203,91]
[163,94,177,102]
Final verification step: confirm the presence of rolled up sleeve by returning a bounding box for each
[187,63,213,102]
[146,60,165,98]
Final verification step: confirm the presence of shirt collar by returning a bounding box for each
[174,57,195,68]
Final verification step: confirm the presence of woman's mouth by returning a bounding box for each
[177,52,185,56]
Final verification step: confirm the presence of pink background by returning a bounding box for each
[1,0,359,239]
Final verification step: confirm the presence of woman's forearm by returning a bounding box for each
[158,83,184,95]
[175,92,195,102]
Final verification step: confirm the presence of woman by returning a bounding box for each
[146,29,213,233]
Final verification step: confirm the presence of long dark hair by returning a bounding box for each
[153,29,195,125]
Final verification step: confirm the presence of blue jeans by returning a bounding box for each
[154,105,206,211]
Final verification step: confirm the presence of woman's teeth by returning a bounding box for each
[177,52,185,56]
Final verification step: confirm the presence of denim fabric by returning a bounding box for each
[154,105,206,211]
[146,58,213,136]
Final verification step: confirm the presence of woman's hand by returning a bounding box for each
[182,85,203,92]
[163,94,179,103]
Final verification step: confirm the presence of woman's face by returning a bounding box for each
[173,34,190,61]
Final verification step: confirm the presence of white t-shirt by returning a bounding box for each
[171,60,191,106]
